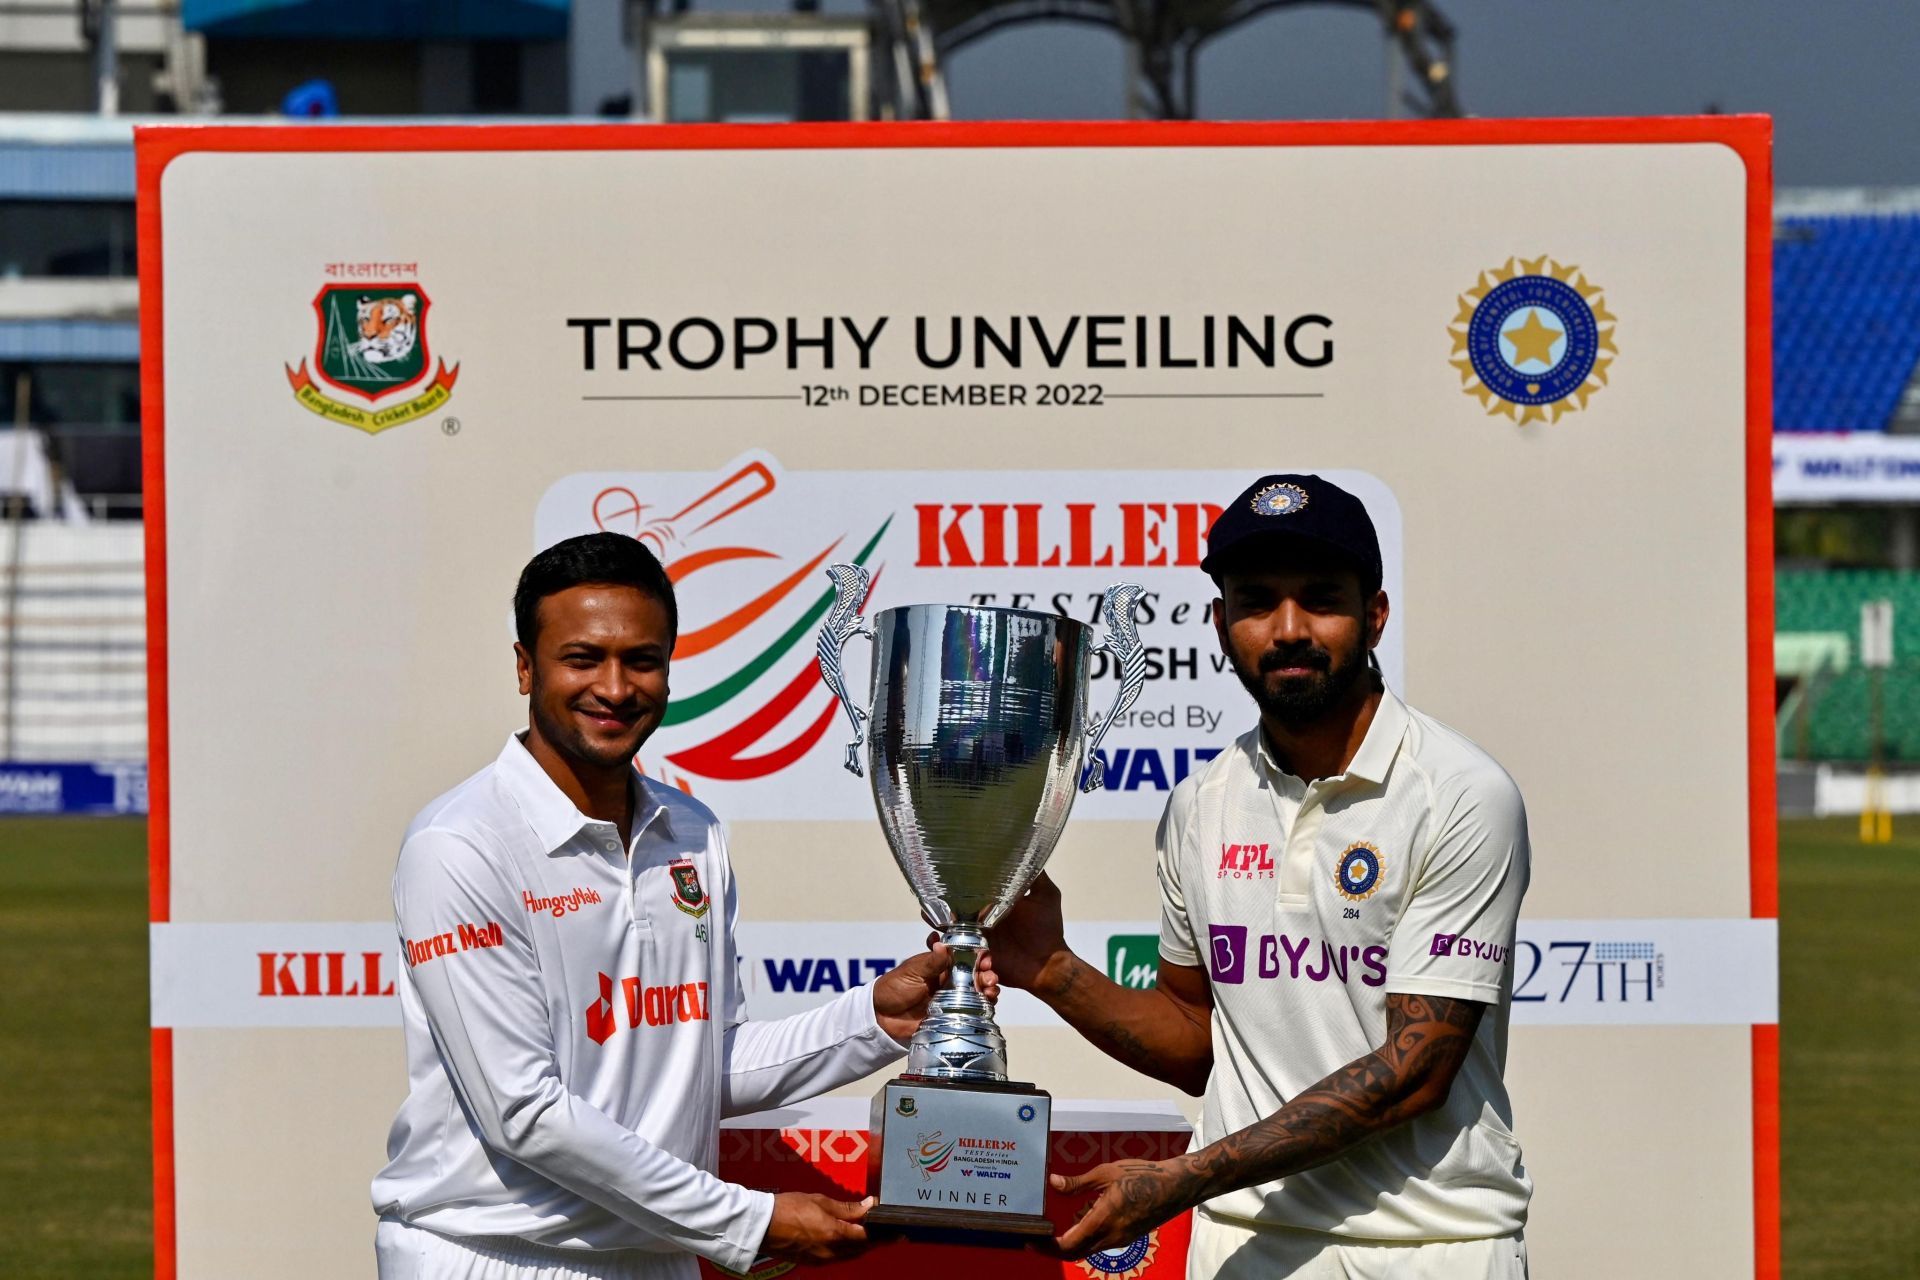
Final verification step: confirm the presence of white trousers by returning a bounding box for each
[1187,1212,1528,1280]
[375,1218,697,1280]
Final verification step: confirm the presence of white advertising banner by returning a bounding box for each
[140,119,1774,1278]
[150,918,1777,1030]
[1774,431,1920,502]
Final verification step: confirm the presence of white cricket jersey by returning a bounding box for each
[372,734,906,1275]
[1157,688,1532,1241]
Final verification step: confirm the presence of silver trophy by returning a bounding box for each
[817,563,1145,1238]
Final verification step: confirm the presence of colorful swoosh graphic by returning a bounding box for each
[649,515,891,789]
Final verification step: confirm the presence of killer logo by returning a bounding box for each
[285,281,459,434]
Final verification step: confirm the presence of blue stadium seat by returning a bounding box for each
[1775,213,1920,433]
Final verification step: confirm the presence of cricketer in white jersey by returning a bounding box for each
[989,473,1530,1279]
[373,533,982,1279]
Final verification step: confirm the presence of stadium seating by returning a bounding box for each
[1774,214,1920,432]
[1777,569,1920,759]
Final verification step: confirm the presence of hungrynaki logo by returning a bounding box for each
[533,455,1404,818]
[523,886,603,917]
[284,268,459,434]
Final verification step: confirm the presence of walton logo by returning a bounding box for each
[258,950,396,997]
[763,955,899,993]
[1208,923,1387,988]
[1429,932,1510,964]
[523,886,604,918]
[284,271,459,434]
[584,972,711,1045]
[585,458,891,795]
[1217,842,1275,880]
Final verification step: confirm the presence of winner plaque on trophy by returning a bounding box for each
[816,564,1146,1242]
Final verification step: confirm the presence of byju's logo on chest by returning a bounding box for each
[1208,923,1386,988]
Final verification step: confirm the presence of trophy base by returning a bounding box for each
[868,1076,1054,1246]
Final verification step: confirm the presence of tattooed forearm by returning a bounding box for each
[1168,993,1485,1204]
[1040,955,1214,1093]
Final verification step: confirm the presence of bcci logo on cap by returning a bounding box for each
[284,275,460,434]
[1449,256,1616,425]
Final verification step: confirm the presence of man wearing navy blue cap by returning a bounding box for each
[990,474,1532,1278]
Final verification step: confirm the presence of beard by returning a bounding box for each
[529,681,651,772]
[1228,637,1369,729]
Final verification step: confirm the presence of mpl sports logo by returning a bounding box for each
[284,266,459,434]
[1217,842,1274,880]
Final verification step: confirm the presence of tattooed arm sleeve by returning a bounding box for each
[1156,992,1485,1204]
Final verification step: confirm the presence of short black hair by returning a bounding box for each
[513,533,678,650]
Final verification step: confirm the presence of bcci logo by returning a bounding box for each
[1335,841,1384,901]
[1075,1228,1159,1278]
[285,277,459,434]
[1449,256,1616,425]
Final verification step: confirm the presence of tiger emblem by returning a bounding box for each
[355,293,418,364]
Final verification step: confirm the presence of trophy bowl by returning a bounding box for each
[817,564,1145,1243]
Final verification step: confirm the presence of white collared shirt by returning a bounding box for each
[372,733,906,1274]
[1157,688,1532,1241]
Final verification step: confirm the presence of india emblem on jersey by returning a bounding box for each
[284,277,459,434]
[1449,255,1616,425]
[1335,841,1385,901]
[667,858,710,917]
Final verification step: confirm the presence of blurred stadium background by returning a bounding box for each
[1,1,1916,1276]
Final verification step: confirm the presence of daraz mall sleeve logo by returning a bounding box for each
[587,459,892,795]
[285,273,460,434]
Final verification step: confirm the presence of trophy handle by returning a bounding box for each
[1080,582,1147,792]
[818,563,876,777]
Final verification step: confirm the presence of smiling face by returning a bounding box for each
[1213,547,1388,730]
[514,583,672,774]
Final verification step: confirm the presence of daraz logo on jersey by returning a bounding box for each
[584,972,711,1045]
[1207,923,1386,988]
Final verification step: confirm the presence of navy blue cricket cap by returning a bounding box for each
[1200,473,1383,592]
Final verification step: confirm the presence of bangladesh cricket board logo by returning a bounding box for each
[284,283,459,434]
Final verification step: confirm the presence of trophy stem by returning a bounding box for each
[907,924,1007,1081]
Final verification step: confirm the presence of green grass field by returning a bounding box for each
[0,816,1913,1275]
[0,818,150,1279]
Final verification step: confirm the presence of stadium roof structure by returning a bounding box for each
[1775,188,1920,435]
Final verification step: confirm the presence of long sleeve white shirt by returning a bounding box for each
[372,733,906,1275]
